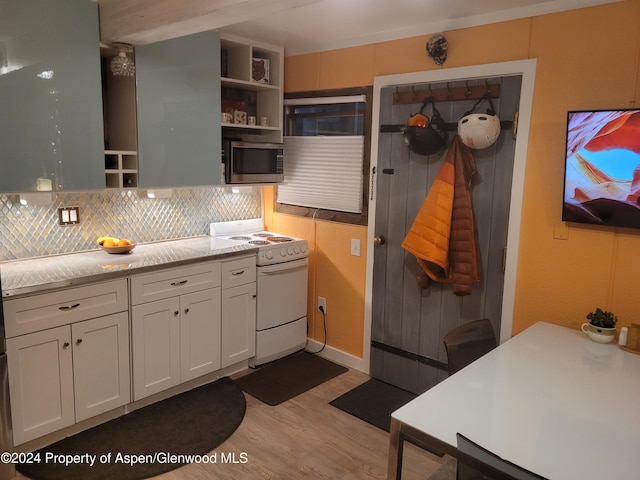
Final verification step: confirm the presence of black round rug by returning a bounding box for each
[18,377,246,480]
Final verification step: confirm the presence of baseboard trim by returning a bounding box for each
[304,338,368,374]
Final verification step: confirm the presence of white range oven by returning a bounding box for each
[210,219,309,366]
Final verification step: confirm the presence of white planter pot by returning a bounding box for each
[581,322,616,344]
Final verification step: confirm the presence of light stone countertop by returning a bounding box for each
[1,236,258,298]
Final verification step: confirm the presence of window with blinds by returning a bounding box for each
[277,95,367,214]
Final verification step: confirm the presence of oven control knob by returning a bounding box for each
[301,244,308,254]
[288,247,293,255]
[294,246,300,254]
[281,248,287,257]
[266,250,273,260]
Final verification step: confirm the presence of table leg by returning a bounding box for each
[388,418,404,480]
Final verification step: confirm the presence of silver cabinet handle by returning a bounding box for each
[231,270,245,276]
[171,280,188,286]
[59,303,80,311]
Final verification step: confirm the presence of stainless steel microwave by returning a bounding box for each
[222,140,284,184]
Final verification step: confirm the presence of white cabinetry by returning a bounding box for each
[130,262,222,401]
[220,34,283,144]
[221,255,257,368]
[4,280,130,446]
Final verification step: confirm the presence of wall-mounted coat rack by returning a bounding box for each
[393,83,500,105]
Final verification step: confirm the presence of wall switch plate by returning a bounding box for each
[351,238,361,256]
[58,206,80,226]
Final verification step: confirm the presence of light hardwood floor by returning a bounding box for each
[17,368,448,479]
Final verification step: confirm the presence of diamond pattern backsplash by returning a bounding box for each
[0,186,262,261]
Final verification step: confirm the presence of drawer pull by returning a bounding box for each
[231,270,245,276]
[76,339,83,346]
[59,303,80,311]
[171,280,188,286]
[174,311,180,316]
[184,308,190,314]
[62,342,70,349]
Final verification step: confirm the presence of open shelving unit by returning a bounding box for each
[220,34,284,144]
[104,150,138,188]
[100,43,139,189]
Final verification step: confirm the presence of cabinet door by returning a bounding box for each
[132,297,181,401]
[7,326,74,446]
[221,282,257,368]
[0,0,104,192]
[180,288,222,382]
[136,31,221,187]
[72,312,130,422]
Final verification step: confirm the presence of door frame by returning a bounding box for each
[362,59,537,374]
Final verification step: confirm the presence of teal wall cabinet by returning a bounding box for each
[135,31,222,188]
[0,0,105,193]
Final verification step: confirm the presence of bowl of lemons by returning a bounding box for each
[97,236,136,254]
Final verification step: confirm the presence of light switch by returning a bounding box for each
[351,238,361,256]
[58,206,80,226]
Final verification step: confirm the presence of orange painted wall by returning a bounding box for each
[266,0,640,358]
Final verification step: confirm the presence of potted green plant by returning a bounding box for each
[582,308,618,343]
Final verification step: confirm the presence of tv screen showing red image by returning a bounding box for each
[562,108,640,228]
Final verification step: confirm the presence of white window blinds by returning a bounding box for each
[277,94,366,214]
[277,136,364,213]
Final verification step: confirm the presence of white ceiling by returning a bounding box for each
[217,0,624,56]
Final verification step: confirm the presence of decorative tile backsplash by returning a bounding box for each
[0,186,262,261]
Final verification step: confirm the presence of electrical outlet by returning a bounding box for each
[318,296,327,314]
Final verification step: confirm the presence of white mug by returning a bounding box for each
[221,112,233,123]
[260,116,269,126]
[248,116,257,126]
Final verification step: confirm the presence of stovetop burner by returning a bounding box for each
[210,219,309,266]
[267,236,293,243]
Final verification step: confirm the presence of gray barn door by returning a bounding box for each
[370,75,521,394]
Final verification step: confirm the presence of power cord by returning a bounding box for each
[306,305,327,354]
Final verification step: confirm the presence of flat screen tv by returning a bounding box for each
[562,108,640,229]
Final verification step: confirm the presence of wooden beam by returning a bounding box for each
[98,0,321,45]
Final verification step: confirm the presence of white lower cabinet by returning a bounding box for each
[130,261,222,401]
[131,288,221,400]
[7,312,130,446]
[221,282,256,368]
[220,255,257,368]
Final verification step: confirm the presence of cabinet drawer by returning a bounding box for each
[222,255,256,289]
[4,279,128,338]
[131,261,221,305]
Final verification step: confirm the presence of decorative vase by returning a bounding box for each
[581,322,616,344]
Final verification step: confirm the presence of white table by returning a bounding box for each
[388,322,640,479]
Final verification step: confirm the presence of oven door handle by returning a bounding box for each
[258,258,308,274]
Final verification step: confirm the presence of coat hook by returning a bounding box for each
[485,79,491,94]
[394,87,400,103]
[412,86,418,101]
[446,82,453,99]
[465,81,472,98]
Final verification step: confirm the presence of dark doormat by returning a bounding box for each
[330,378,417,432]
[330,378,445,457]
[236,350,348,405]
[18,377,245,480]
